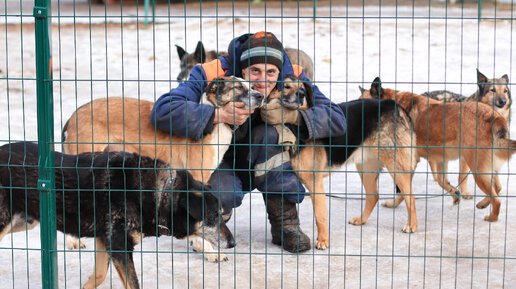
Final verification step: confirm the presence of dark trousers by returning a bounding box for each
[208,124,305,212]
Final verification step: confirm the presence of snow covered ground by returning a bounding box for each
[0,1,515,288]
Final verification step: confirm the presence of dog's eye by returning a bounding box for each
[504,89,508,93]
[491,88,496,93]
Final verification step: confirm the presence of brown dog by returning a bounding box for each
[62,76,263,184]
[361,77,516,222]
[269,78,418,249]
[422,69,512,199]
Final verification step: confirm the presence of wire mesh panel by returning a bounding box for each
[0,0,515,288]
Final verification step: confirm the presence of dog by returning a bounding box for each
[0,141,234,289]
[61,76,262,249]
[421,69,512,200]
[269,77,418,250]
[361,77,516,223]
[176,41,228,82]
[62,76,263,184]
[176,40,315,81]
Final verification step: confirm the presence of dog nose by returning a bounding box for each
[496,98,507,108]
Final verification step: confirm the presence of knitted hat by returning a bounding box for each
[240,32,284,70]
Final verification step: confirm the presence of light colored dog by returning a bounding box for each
[361,77,516,222]
[422,69,511,199]
[61,76,263,249]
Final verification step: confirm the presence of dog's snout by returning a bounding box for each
[496,98,507,108]
[227,236,236,248]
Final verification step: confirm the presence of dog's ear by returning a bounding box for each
[193,41,207,63]
[205,78,226,104]
[476,69,489,97]
[370,77,383,99]
[358,85,366,94]
[477,68,489,85]
[502,74,509,83]
[176,44,187,60]
[174,170,217,222]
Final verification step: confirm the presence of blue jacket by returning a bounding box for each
[150,33,347,142]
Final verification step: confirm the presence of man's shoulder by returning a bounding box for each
[201,59,227,82]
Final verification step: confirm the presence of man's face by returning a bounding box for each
[242,63,280,97]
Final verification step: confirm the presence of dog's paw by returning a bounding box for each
[484,215,498,222]
[402,224,417,233]
[381,199,398,208]
[461,191,473,200]
[66,236,86,250]
[315,239,329,250]
[204,252,229,263]
[476,200,490,209]
[348,216,366,226]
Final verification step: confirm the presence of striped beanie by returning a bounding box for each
[240,32,284,70]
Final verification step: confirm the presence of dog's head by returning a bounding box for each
[164,170,235,249]
[176,41,223,82]
[359,77,394,100]
[204,76,265,110]
[475,69,512,113]
[176,41,207,82]
[268,77,314,110]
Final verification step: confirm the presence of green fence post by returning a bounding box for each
[34,0,57,288]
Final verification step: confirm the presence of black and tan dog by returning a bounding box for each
[0,142,233,289]
[421,69,512,199]
[62,76,262,249]
[269,78,418,250]
[175,41,227,82]
[361,78,516,223]
[176,40,315,81]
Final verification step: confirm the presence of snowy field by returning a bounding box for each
[0,1,515,288]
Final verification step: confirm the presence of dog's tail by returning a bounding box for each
[495,127,516,159]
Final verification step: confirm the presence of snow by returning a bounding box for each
[0,1,515,288]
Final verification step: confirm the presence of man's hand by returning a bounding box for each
[261,98,299,125]
[214,101,255,126]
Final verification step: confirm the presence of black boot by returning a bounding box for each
[264,195,311,253]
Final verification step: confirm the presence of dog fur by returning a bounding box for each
[421,69,512,200]
[61,76,262,250]
[0,142,234,289]
[62,76,263,184]
[270,77,418,250]
[361,77,516,222]
[176,40,315,81]
[176,41,228,82]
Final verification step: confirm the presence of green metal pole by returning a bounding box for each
[34,0,57,288]
[478,0,483,20]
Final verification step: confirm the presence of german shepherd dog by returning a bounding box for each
[0,142,234,289]
[269,78,418,250]
[421,69,512,200]
[361,77,516,222]
[176,40,315,81]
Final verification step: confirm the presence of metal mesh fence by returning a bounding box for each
[0,0,515,288]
